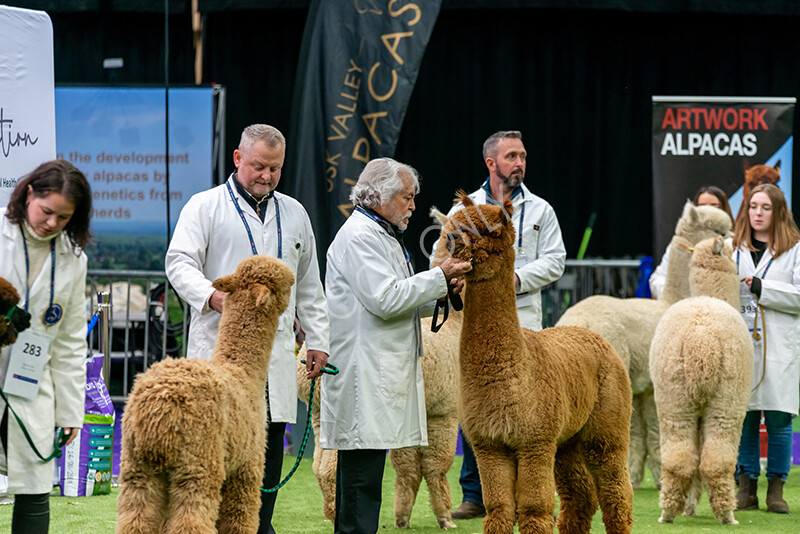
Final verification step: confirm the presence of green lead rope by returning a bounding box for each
[262,362,339,493]
[0,386,69,462]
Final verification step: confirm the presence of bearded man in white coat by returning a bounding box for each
[165,124,329,534]
[321,158,472,534]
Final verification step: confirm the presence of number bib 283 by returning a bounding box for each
[4,331,51,399]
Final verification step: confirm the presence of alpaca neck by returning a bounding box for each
[461,266,527,370]
[691,272,740,309]
[211,304,279,385]
[659,236,694,305]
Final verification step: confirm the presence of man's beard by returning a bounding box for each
[497,167,524,189]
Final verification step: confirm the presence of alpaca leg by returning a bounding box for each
[313,447,337,522]
[553,442,597,534]
[421,416,458,530]
[115,461,169,534]
[657,416,698,524]
[682,470,703,517]
[512,444,559,534]
[162,452,225,534]
[216,460,263,534]
[390,447,423,529]
[472,442,519,534]
[699,412,741,525]
[628,394,647,489]
[583,438,634,534]
[641,389,662,489]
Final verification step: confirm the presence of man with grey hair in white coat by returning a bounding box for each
[321,157,472,534]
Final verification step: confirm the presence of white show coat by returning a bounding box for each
[0,211,87,494]
[165,177,329,423]
[732,238,800,417]
[433,182,566,331]
[649,244,670,299]
[320,210,449,450]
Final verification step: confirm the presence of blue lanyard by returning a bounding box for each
[737,249,774,278]
[226,178,282,259]
[20,230,59,325]
[355,206,412,269]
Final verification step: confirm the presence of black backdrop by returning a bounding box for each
[8,1,800,267]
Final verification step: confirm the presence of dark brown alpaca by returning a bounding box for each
[736,160,780,219]
[443,192,634,534]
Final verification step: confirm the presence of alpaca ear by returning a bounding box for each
[502,199,514,219]
[712,235,725,256]
[212,273,238,293]
[455,190,474,207]
[774,160,781,173]
[429,207,449,226]
[682,200,698,223]
[254,285,273,309]
[742,158,751,172]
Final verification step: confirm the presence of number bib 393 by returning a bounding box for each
[4,331,51,399]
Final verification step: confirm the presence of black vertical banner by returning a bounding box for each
[287,0,442,271]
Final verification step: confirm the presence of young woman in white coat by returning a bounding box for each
[732,183,799,514]
[0,160,92,533]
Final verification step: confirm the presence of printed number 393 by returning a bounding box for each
[22,343,42,357]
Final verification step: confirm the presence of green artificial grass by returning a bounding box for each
[1,457,798,533]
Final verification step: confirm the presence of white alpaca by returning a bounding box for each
[650,236,752,525]
[556,201,732,489]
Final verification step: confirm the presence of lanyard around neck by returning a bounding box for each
[20,229,59,325]
[737,249,774,279]
[226,178,282,259]
[355,206,412,269]
[481,184,526,248]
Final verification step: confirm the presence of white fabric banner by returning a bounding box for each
[0,5,56,207]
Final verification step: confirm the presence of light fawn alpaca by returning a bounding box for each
[650,236,752,525]
[556,201,732,489]
[116,256,294,533]
[445,192,633,534]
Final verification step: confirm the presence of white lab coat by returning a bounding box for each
[165,176,329,423]
[0,211,87,494]
[649,244,670,299]
[320,209,449,450]
[732,239,800,417]
[433,183,566,330]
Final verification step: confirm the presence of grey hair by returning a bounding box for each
[482,130,522,160]
[239,124,286,153]
[350,157,420,209]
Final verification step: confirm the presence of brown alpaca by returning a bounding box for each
[116,256,295,534]
[0,277,31,346]
[735,160,780,219]
[444,192,633,534]
[650,236,752,525]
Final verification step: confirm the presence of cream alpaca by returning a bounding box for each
[116,256,295,534]
[650,236,752,525]
[556,201,732,488]
[446,192,633,534]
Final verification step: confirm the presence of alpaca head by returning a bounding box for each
[0,278,31,347]
[674,200,732,245]
[212,256,295,319]
[439,191,516,282]
[689,235,738,306]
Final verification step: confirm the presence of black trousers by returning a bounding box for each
[258,421,286,534]
[334,449,386,534]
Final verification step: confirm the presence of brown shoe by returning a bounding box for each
[451,500,486,520]
[766,477,790,514]
[736,474,759,511]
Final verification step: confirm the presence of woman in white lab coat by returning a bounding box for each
[732,183,799,514]
[0,160,91,533]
